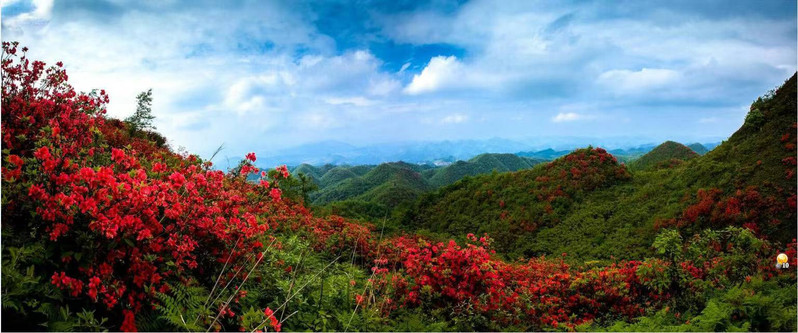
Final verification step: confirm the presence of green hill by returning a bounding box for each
[307,154,547,209]
[687,142,710,155]
[426,153,544,187]
[401,147,630,257]
[306,154,547,221]
[319,166,360,187]
[630,140,699,170]
[311,162,431,206]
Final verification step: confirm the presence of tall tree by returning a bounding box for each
[125,89,155,134]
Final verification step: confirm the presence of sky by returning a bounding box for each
[2,0,796,160]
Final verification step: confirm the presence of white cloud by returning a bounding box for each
[223,74,287,114]
[404,55,463,95]
[2,0,53,29]
[597,68,681,94]
[368,77,401,96]
[441,113,468,124]
[552,112,592,123]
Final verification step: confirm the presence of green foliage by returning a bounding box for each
[319,199,391,222]
[279,171,320,204]
[1,243,112,332]
[744,108,766,129]
[653,229,683,261]
[1,244,48,316]
[597,275,797,332]
[153,282,211,332]
[38,305,110,332]
[233,234,387,332]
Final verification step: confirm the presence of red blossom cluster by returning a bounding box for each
[369,236,656,330]
[655,185,791,238]
[261,307,281,332]
[1,42,288,331]
[538,147,629,202]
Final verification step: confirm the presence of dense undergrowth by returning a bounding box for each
[2,43,796,332]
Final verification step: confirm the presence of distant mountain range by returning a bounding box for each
[247,138,722,168]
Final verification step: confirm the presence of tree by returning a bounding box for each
[125,89,155,134]
[744,107,765,129]
[297,173,319,204]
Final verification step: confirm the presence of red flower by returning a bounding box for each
[111,148,126,162]
[263,307,280,332]
[33,146,52,161]
[269,188,282,201]
[121,309,137,332]
[151,162,167,173]
[7,154,23,167]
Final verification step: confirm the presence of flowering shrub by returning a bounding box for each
[1,42,287,331]
[2,43,795,332]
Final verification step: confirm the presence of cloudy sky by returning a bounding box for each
[2,0,796,159]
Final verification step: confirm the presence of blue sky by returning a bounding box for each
[2,0,796,160]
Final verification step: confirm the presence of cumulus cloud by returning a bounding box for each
[404,56,464,94]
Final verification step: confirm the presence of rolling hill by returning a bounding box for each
[310,161,433,207]
[294,154,546,206]
[629,141,700,170]
[400,147,631,257]
[400,74,797,260]
[426,153,544,187]
[687,142,710,155]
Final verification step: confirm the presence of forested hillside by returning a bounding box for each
[399,74,797,262]
[2,44,796,332]
[426,153,544,187]
[401,147,631,257]
[688,143,710,155]
[288,154,544,221]
[630,141,699,170]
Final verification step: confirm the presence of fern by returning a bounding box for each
[154,281,211,332]
[36,304,109,332]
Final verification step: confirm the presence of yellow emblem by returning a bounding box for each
[776,253,789,269]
